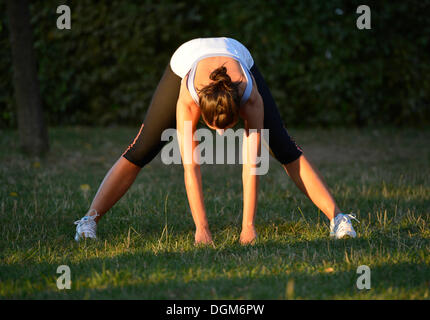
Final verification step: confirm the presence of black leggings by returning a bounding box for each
[123,63,302,167]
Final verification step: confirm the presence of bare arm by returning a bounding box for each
[176,84,213,244]
[240,90,264,244]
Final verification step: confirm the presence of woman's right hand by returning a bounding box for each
[195,226,213,246]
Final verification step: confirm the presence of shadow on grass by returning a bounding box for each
[1,258,428,299]
[1,234,428,299]
[65,260,429,299]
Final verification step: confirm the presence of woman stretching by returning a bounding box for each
[74,37,358,244]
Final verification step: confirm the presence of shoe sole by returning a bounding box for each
[336,233,356,239]
[75,232,96,241]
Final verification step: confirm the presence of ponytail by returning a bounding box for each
[199,66,241,129]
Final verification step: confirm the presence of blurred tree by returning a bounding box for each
[6,0,49,155]
[0,0,429,128]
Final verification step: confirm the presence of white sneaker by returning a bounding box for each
[330,213,359,239]
[74,211,99,241]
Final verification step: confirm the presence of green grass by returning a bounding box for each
[0,126,429,299]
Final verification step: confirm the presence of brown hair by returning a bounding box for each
[198,66,241,129]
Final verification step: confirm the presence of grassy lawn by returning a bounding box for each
[0,126,429,299]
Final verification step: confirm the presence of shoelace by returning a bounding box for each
[346,213,360,223]
[336,213,360,234]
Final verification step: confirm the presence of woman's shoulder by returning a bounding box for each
[179,73,199,109]
[239,77,263,119]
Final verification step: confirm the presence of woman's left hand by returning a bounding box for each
[240,225,257,245]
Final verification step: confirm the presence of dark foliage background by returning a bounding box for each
[1,0,429,128]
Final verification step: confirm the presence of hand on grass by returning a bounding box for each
[240,226,257,245]
[195,227,214,246]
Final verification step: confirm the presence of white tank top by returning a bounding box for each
[170,37,255,106]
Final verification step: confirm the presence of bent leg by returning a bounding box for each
[123,64,181,167]
[86,64,182,222]
[250,63,303,165]
[250,63,341,221]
